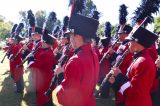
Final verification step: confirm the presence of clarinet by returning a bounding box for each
[1,44,12,63]
[11,40,31,61]
[1,49,10,63]
[96,48,129,98]
[16,45,41,68]
[99,37,120,64]
[45,44,72,97]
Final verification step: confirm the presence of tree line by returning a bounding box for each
[0,0,159,40]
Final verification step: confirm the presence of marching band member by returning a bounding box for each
[28,29,57,106]
[8,34,25,93]
[55,13,99,106]
[109,27,158,106]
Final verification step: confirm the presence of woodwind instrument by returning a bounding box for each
[16,44,41,68]
[45,43,72,97]
[96,47,129,98]
[1,49,10,63]
[11,39,32,61]
[99,37,120,64]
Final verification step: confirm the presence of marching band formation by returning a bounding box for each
[1,0,160,106]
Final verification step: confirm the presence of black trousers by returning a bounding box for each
[151,81,160,106]
[16,77,24,92]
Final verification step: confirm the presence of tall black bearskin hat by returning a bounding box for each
[11,24,18,34]
[100,37,111,47]
[119,4,128,26]
[43,11,57,34]
[27,9,35,28]
[59,16,70,38]
[92,10,100,20]
[31,27,43,35]
[14,34,25,42]
[104,22,112,38]
[131,0,160,27]
[52,25,60,38]
[118,25,133,34]
[14,23,24,36]
[27,9,43,37]
[95,36,100,45]
[10,24,18,38]
[27,9,36,37]
[42,29,54,45]
[68,0,99,39]
[62,16,69,33]
[10,23,24,42]
[118,4,128,34]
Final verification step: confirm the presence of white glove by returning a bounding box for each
[155,58,160,68]
[54,64,64,75]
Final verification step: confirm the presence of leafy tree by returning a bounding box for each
[84,0,97,17]
[19,10,28,29]
[154,16,160,33]
[0,15,5,22]
[55,19,61,27]
[0,21,12,40]
[97,23,104,37]
[35,10,46,28]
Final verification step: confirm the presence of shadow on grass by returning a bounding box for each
[0,74,23,106]
[0,70,36,106]
[95,86,116,106]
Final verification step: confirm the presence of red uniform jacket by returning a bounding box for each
[92,46,100,60]
[147,44,159,93]
[32,41,43,59]
[27,41,34,51]
[117,45,133,75]
[118,49,156,106]
[99,47,111,84]
[9,44,24,82]
[115,45,133,104]
[29,47,56,106]
[60,44,74,63]
[56,44,99,106]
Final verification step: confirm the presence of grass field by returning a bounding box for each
[0,50,115,106]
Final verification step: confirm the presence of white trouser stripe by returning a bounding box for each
[28,61,34,67]
[119,81,131,95]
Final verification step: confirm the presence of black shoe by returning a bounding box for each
[31,103,37,106]
[15,90,24,94]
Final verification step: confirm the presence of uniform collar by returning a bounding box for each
[133,50,144,59]
[74,43,91,54]
[35,39,41,43]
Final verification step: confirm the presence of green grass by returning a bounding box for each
[0,50,115,106]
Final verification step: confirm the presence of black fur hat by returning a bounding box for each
[118,25,133,34]
[42,29,54,45]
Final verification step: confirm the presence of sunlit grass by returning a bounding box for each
[0,50,115,106]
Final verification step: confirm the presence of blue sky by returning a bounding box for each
[0,0,159,28]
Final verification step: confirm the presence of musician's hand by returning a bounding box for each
[155,58,160,68]
[108,47,114,54]
[111,67,121,77]
[54,65,64,75]
[108,75,115,84]
[22,45,28,51]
